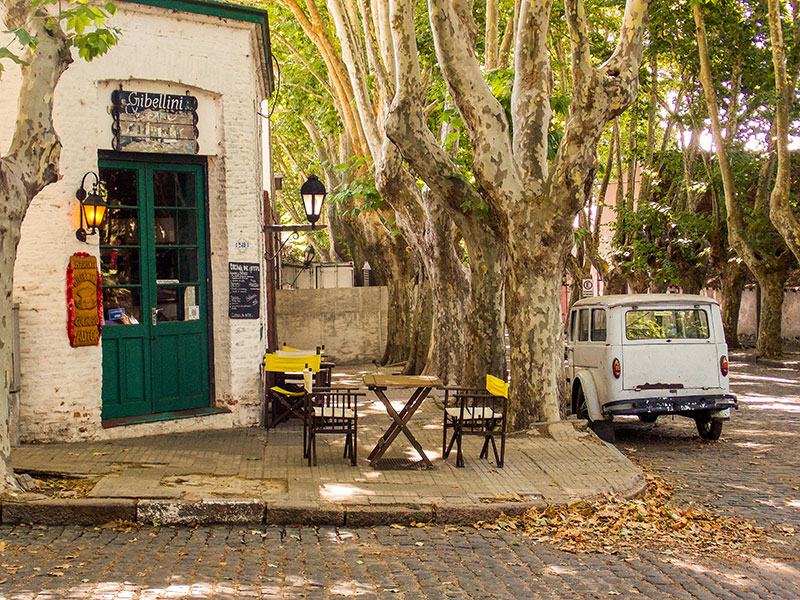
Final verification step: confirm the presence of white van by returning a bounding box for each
[565,294,737,442]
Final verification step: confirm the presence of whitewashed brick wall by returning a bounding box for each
[0,3,268,441]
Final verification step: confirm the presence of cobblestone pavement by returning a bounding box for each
[0,523,798,599]
[613,351,800,539]
[1,354,798,599]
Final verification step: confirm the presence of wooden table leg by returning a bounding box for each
[367,387,426,458]
[368,386,434,468]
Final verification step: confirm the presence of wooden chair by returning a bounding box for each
[442,375,508,468]
[305,387,363,466]
[264,353,321,429]
[278,346,332,386]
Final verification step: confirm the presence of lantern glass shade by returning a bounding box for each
[300,174,326,225]
[82,192,108,233]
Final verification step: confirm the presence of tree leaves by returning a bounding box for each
[0,0,119,80]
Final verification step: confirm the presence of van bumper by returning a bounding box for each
[602,394,738,417]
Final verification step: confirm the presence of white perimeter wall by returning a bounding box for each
[0,3,268,441]
[705,287,800,344]
[276,287,388,364]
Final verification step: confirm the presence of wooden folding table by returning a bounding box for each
[363,374,442,468]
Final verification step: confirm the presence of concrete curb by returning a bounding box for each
[2,498,136,525]
[0,479,647,527]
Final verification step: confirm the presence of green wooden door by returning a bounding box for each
[100,160,210,420]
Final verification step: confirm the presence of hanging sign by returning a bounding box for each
[111,89,199,154]
[67,253,103,347]
[229,262,260,319]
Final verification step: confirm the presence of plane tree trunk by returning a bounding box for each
[410,0,649,426]
[695,3,795,358]
[0,3,72,489]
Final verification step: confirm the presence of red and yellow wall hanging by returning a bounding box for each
[67,252,103,347]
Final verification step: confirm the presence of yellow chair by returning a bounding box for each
[442,374,508,468]
[264,353,321,429]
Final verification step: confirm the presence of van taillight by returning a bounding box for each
[612,358,621,379]
[720,356,729,376]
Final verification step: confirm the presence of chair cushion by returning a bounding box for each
[313,406,355,419]
[271,386,305,397]
[446,406,500,420]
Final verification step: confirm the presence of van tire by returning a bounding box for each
[695,416,723,440]
[638,414,658,423]
[575,386,589,421]
[591,420,616,443]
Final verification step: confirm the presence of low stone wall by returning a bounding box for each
[275,287,388,364]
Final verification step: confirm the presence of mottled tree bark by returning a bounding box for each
[719,262,746,349]
[758,271,787,357]
[0,3,72,489]
[386,1,506,385]
[419,0,648,425]
[767,0,800,265]
[695,3,793,357]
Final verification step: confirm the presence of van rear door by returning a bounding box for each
[620,306,721,391]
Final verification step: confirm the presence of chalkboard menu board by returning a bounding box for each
[229,262,260,319]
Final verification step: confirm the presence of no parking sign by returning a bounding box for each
[581,278,595,297]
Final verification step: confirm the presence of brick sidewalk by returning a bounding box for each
[7,365,644,526]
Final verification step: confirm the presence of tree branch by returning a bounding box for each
[386,0,486,225]
[511,0,554,191]
[426,0,521,214]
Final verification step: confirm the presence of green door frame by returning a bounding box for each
[100,154,213,420]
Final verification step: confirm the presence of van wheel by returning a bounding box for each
[576,387,616,442]
[695,416,723,440]
[575,387,590,421]
[591,420,616,443]
[638,414,658,423]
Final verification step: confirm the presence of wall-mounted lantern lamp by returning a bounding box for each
[75,172,108,242]
[300,174,326,229]
[265,174,328,261]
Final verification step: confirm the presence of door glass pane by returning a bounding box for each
[154,209,197,245]
[101,248,140,285]
[156,248,198,283]
[103,288,142,325]
[578,309,590,342]
[102,169,139,206]
[156,285,200,322]
[101,210,139,245]
[153,171,196,207]
[591,309,607,342]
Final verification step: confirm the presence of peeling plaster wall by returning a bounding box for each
[276,287,388,364]
[0,4,268,442]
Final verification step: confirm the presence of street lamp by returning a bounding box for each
[75,172,108,242]
[300,174,326,228]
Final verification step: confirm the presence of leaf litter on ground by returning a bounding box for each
[473,472,770,556]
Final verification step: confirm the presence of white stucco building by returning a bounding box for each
[0,0,275,442]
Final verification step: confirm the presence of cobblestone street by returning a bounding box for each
[0,521,797,599]
[614,351,800,537]
[0,353,798,599]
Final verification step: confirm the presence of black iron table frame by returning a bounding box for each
[366,384,435,468]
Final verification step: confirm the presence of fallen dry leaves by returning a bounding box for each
[474,473,768,556]
[34,475,96,498]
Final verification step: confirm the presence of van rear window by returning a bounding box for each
[625,309,710,340]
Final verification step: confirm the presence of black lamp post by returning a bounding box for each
[75,172,108,242]
[300,174,326,228]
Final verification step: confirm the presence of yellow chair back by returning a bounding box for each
[264,353,321,373]
[486,374,508,398]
